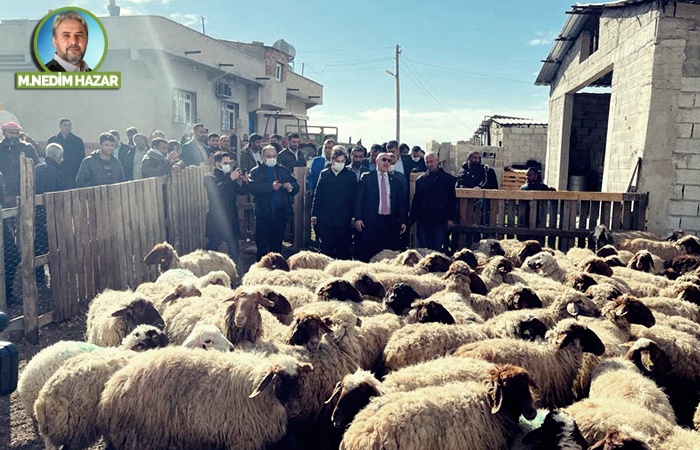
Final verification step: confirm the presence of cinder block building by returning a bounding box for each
[472,115,548,169]
[536,0,700,236]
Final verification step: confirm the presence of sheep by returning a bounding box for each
[181,323,234,352]
[325,369,385,433]
[589,224,662,250]
[324,259,368,277]
[626,249,664,275]
[516,409,589,450]
[618,234,700,261]
[380,355,498,393]
[383,283,422,315]
[452,247,479,269]
[587,357,676,424]
[252,251,290,271]
[317,278,364,302]
[605,254,627,267]
[287,250,334,270]
[695,403,700,432]
[582,256,615,277]
[154,267,197,285]
[477,255,516,291]
[295,299,386,319]
[596,244,619,258]
[99,347,313,450]
[346,271,386,300]
[339,365,537,450]
[474,238,507,261]
[658,427,700,450]
[626,338,700,428]
[455,319,605,409]
[663,254,700,279]
[638,294,700,323]
[34,348,136,450]
[85,289,164,347]
[163,285,275,345]
[371,271,446,298]
[587,429,652,450]
[17,326,168,418]
[143,241,239,283]
[355,313,404,372]
[523,251,571,283]
[242,266,333,291]
[515,239,544,267]
[565,397,675,449]
[412,251,452,274]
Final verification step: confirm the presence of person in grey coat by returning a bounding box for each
[75,133,125,188]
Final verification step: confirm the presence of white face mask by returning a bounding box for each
[332,162,345,172]
[389,164,396,172]
[412,156,421,162]
[265,158,277,167]
[220,164,231,174]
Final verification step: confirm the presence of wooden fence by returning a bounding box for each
[453,189,649,251]
[3,158,207,343]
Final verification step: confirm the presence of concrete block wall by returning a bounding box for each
[500,126,548,168]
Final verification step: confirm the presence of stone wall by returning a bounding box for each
[498,125,548,168]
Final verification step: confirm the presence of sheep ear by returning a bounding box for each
[111,307,131,318]
[324,381,343,405]
[256,294,276,308]
[321,317,334,334]
[566,302,579,317]
[223,295,237,303]
[298,362,313,373]
[489,381,504,414]
[250,371,276,398]
[581,328,605,356]
[614,302,629,318]
[640,350,656,372]
[355,317,362,327]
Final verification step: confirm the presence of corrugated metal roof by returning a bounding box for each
[534,0,674,86]
[473,115,547,139]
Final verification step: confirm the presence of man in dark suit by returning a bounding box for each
[46,118,85,189]
[180,123,210,166]
[44,10,91,72]
[277,132,306,172]
[311,146,356,259]
[353,152,408,262]
[248,145,299,260]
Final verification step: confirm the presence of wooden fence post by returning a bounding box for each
[293,167,308,250]
[19,155,38,344]
[0,203,5,313]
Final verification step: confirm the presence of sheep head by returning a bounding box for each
[583,257,613,277]
[453,248,478,269]
[250,359,314,405]
[518,240,543,266]
[588,429,651,450]
[548,319,605,356]
[567,273,598,293]
[182,324,234,352]
[524,251,556,272]
[384,283,422,315]
[261,289,293,325]
[411,299,455,325]
[353,272,386,299]
[677,283,700,305]
[605,295,655,328]
[111,296,165,335]
[198,270,232,288]
[121,324,169,351]
[591,224,614,248]
[395,249,423,267]
[596,244,619,258]
[222,288,274,344]
[626,338,672,376]
[488,365,537,420]
[506,285,543,310]
[287,313,334,352]
[143,242,177,272]
[604,255,626,267]
[492,256,514,275]
[665,255,700,279]
[557,291,601,319]
[258,252,290,271]
[317,279,364,303]
[326,370,383,429]
[415,252,452,273]
[522,410,588,450]
[162,283,202,305]
[676,234,700,255]
[517,317,547,341]
[627,250,654,272]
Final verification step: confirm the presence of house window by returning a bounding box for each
[173,89,197,124]
[221,101,239,131]
[274,62,283,81]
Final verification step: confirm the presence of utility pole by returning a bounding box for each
[386,44,401,142]
[394,44,401,143]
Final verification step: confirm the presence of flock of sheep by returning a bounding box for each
[13,229,700,450]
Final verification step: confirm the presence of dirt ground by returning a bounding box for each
[1,242,263,449]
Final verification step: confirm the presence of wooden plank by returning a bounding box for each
[622,201,633,230]
[19,156,39,344]
[5,311,54,333]
[142,179,157,282]
[458,198,469,249]
[113,183,129,290]
[600,201,612,229]
[569,199,579,249]
[45,193,64,321]
[197,168,207,249]
[631,194,648,230]
[86,186,99,296]
[529,200,537,229]
[576,200,590,247]
[0,212,6,313]
[611,202,623,231]
[1,208,18,219]
[70,188,86,317]
[455,189,641,201]
[82,187,96,303]
[184,169,194,253]
[168,174,180,251]
[95,186,111,292]
[451,226,591,238]
[63,190,79,317]
[495,199,505,239]
[147,178,161,280]
[560,200,573,252]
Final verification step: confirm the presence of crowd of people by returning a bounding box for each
[0,118,551,272]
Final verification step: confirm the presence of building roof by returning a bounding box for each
[534,0,700,86]
[474,115,547,138]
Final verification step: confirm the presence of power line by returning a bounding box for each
[303,57,392,74]
[400,59,474,131]
[402,56,533,85]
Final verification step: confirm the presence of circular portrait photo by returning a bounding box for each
[33,7,108,72]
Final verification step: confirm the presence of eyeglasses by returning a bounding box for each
[379,158,392,163]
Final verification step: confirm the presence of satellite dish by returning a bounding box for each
[272,39,296,60]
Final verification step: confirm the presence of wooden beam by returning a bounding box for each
[455,189,640,202]
[19,155,39,344]
[5,311,54,334]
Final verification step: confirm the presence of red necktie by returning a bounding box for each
[380,173,389,214]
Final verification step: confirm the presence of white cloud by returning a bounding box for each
[308,105,548,148]
[168,13,201,29]
[528,38,551,46]
[528,31,557,46]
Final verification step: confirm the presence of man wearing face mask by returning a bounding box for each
[248,145,299,260]
[203,151,247,260]
[311,146,357,259]
[406,146,427,174]
[0,122,40,206]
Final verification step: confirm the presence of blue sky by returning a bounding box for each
[8,0,575,146]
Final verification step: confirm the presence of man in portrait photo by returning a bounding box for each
[44,10,91,72]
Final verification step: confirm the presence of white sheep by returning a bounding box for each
[324,259,368,277]
[99,347,312,450]
[17,325,168,417]
[381,355,497,393]
[339,365,537,450]
[638,294,700,323]
[143,241,239,284]
[455,319,605,409]
[355,313,404,372]
[287,250,334,270]
[85,289,164,346]
[34,348,136,450]
[242,266,333,292]
[181,323,234,352]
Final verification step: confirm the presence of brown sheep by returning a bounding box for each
[445,260,488,295]
[286,313,335,352]
[317,279,364,303]
[414,252,452,273]
[255,252,290,271]
[220,287,276,345]
[627,250,656,273]
[517,240,543,266]
[453,248,479,269]
[583,257,614,277]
